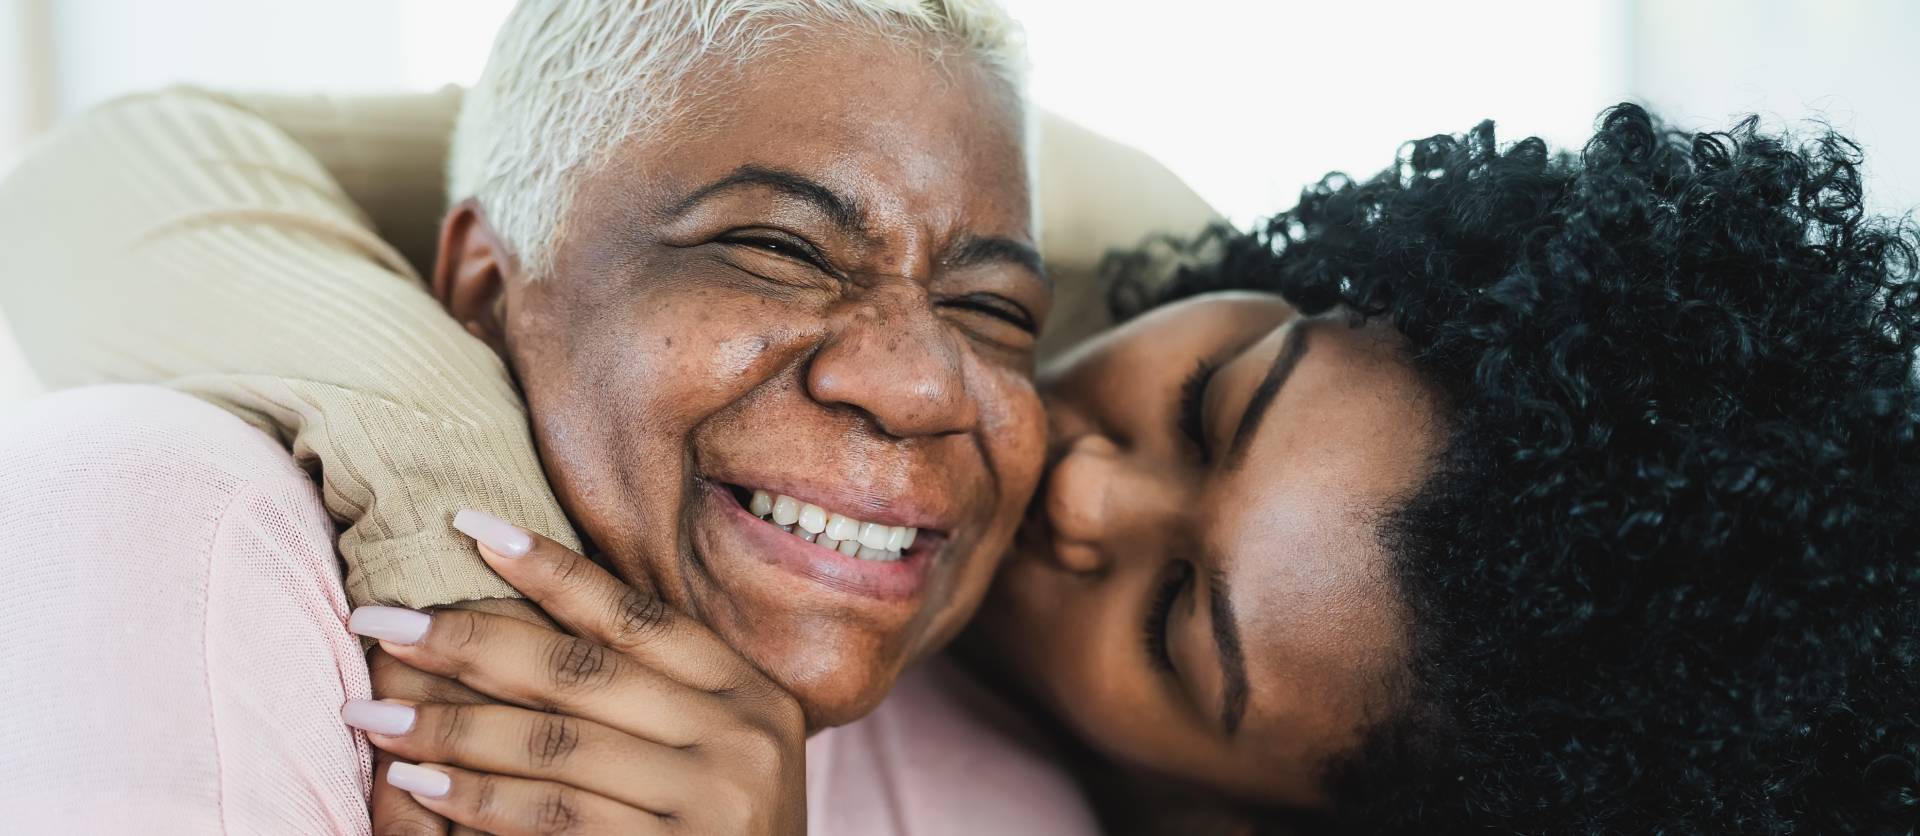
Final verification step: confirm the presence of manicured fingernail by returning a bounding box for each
[341,699,416,736]
[348,606,431,645]
[453,508,533,557]
[386,761,451,798]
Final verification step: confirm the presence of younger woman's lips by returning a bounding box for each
[701,480,936,603]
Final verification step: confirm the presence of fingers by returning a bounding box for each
[386,761,666,836]
[372,753,452,836]
[452,509,753,692]
[369,645,490,706]
[365,646,483,836]
[352,605,730,748]
[348,699,698,812]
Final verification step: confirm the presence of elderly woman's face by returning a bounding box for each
[965,293,1445,810]
[477,41,1046,727]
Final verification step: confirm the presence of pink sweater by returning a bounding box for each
[0,385,1098,835]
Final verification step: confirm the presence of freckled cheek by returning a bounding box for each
[980,375,1048,506]
[612,302,801,419]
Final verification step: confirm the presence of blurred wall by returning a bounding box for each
[1632,0,1920,216]
[0,1,52,165]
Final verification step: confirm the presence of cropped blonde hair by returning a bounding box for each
[449,0,1030,277]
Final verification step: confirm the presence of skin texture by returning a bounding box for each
[436,35,1046,730]
[963,292,1446,811]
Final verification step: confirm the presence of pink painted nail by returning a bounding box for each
[341,699,416,736]
[348,606,431,645]
[453,509,533,558]
[386,761,451,798]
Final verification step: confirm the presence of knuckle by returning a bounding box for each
[441,610,489,657]
[526,712,580,769]
[433,704,475,755]
[469,772,502,824]
[544,635,613,692]
[609,586,671,646]
[714,724,791,784]
[707,781,759,830]
[550,552,602,599]
[534,786,582,835]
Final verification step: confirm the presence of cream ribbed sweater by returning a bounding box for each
[0,86,1215,610]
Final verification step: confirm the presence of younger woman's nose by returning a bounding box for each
[1042,433,1187,575]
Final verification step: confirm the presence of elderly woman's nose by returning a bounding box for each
[805,292,978,438]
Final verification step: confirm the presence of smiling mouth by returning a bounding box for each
[723,485,919,562]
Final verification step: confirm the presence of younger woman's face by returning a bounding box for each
[965,292,1446,809]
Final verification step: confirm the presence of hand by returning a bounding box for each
[345,511,808,836]
[366,596,556,836]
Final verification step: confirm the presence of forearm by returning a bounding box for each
[0,88,578,607]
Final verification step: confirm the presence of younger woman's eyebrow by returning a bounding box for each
[1209,567,1250,736]
[1226,322,1312,469]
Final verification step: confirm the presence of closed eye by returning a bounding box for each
[942,293,1037,334]
[721,231,836,275]
[1177,356,1221,462]
[1144,561,1193,673]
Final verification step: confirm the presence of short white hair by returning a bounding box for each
[449,0,1030,277]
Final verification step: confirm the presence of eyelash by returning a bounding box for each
[1177,356,1221,460]
[1144,561,1193,673]
[943,294,1037,334]
[725,233,832,272]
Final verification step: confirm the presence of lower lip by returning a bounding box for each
[703,481,937,603]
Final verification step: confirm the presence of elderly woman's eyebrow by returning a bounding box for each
[667,164,868,231]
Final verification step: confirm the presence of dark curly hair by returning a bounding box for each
[1107,104,1920,833]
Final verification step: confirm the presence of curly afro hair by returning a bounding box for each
[1108,104,1920,833]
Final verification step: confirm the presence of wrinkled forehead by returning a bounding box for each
[580,35,1033,246]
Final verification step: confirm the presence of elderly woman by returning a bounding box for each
[0,1,1169,833]
[6,5,1917,836]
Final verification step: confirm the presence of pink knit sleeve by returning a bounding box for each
[0,386,374,834]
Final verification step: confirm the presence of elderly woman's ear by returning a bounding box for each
[431,198,517,353]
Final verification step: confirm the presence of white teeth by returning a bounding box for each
[797,504,828,534]
[772,495,800,526]
[742,489,921,562]
[824,513,859,542]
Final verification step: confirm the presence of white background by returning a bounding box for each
[4,0,1918,411]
